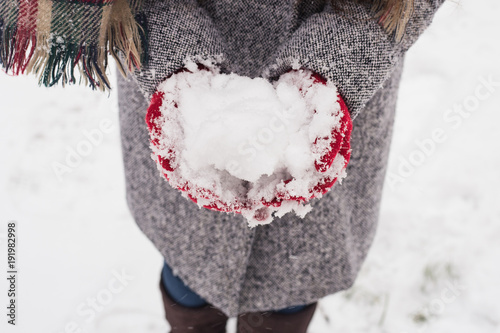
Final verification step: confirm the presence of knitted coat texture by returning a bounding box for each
[117,0,445,317]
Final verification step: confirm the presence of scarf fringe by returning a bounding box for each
[0,0,147,92]
[371,0,414,42]
[107,0,147,79]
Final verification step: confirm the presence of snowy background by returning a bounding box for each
[1,0,499,332]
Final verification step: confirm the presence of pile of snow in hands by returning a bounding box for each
[147,64,350,227]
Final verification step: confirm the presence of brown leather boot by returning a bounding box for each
[237,302,317,333]
[159,276,228,333]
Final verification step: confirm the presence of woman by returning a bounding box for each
[0,0,446,331]
[117,0,445,332]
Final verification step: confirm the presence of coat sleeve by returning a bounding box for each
[263,0,447,120]
[130,0,228,99]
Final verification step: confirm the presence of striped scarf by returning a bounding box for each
[0,0,146,91]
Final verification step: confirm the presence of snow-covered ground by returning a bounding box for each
[1,0,499,332]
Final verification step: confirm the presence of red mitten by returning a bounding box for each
[146,64,247,213]
[146,64,351,226]
[273,70,352,203]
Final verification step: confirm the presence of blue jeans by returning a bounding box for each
[161,260,308,314]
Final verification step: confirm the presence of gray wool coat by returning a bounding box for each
[117,0,445,317]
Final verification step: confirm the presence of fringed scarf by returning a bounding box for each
[0,0,147,91]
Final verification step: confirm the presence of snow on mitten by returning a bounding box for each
[145,62,352,227]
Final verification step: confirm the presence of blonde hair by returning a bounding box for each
[332,0,415,42]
